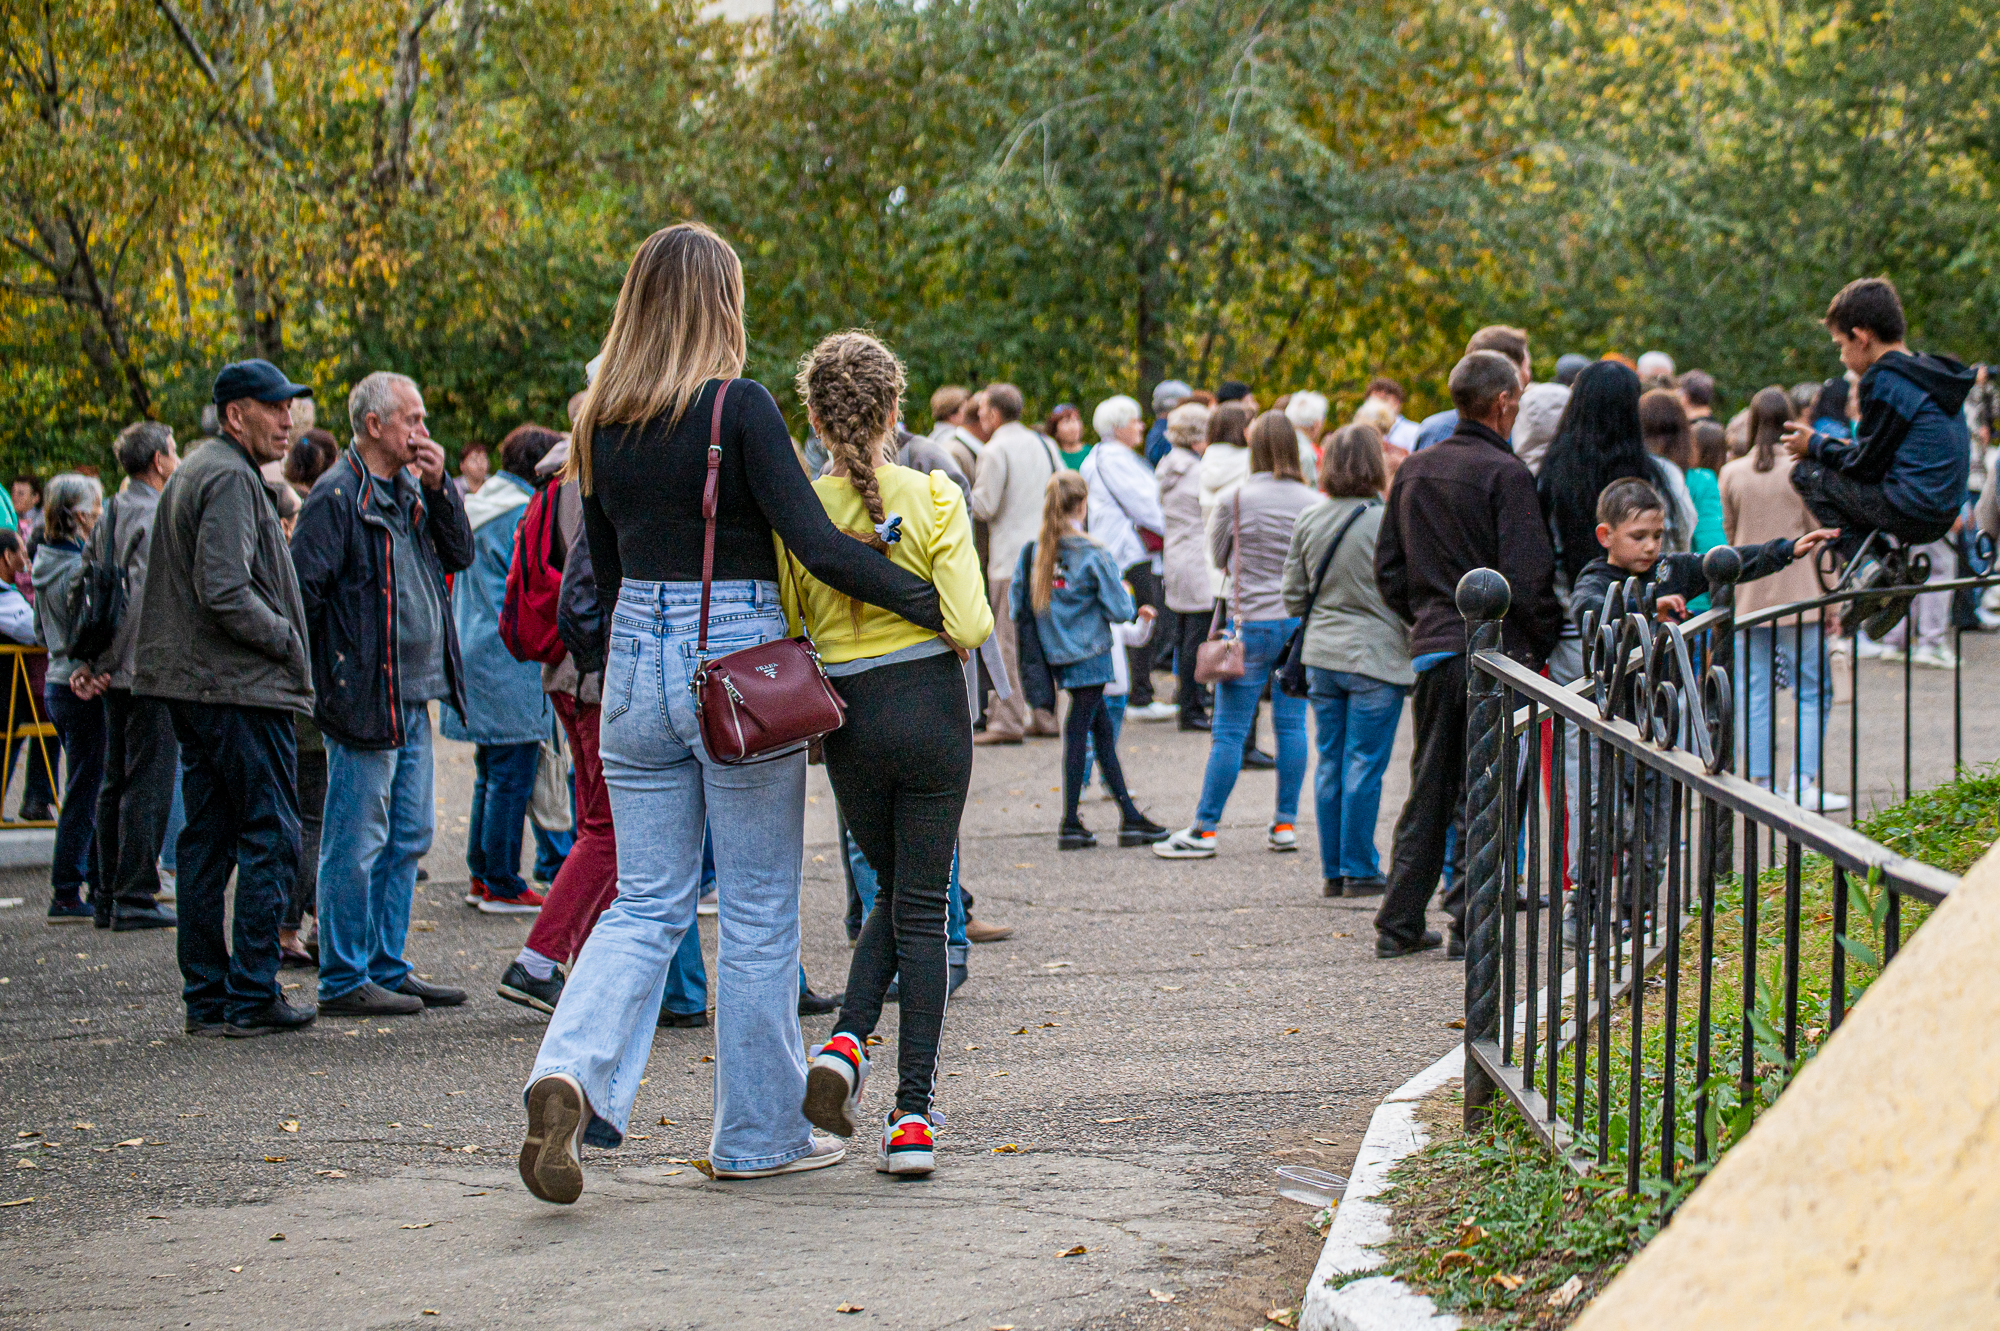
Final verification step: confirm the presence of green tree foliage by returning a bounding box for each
[1,0,1994,473]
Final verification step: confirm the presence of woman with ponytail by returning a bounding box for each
[1009,471,1170,851]
[784,331,994,1177]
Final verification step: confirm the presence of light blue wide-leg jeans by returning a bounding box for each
[528,579,813,1172]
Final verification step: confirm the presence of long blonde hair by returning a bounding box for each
[569,222,747,494]
[1031,471,1090,613]
[797,331,905,633]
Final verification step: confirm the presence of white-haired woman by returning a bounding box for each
[1080,395,1173,721]
[1284,391,1327,488]
[517,223,947,1203]
[33,473,106,923]
[1155,400,1214,730]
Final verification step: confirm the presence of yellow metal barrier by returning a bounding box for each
[0,643,59,828]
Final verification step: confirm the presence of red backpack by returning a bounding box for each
[499,481,568,665]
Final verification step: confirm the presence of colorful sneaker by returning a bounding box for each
[877,1110,936,1176]
[1151,826,1217,859]
[1267,822,1298,852]
[803,1032,870,1137]
[464,878,490,907]
[479,884,546,915]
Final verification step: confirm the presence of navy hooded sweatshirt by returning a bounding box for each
[1808,350,1974,523]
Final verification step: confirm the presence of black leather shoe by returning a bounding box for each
[396,975,467,1007]
[798,986,841,1016]
[1058,821,1098,850]
[1178,716,1212,732]
[185,1014,228,1037]
[1118,815,1170,847]
[1323,877,1344,898]
[225,998,316,1038]
[659,1008,709,1028]
[1242,747,1278,770]
[497,961,564,1014]
[1342,877,1387,899]
[112,902,178,931]
[318,982,423,1017]
[1375,930,1443,959]
[1446,933,1467,960]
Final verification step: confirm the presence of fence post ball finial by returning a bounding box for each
[1455,568,1512,623]
[1703,544,1744,587]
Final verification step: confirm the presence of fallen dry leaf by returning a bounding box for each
[1313,1137,1338,1145]
[1547,1275,1585,1308]
[1446,1018,1467,1030]
[281,1121,299,1133]
[269,1233,285,1242]
[1148,1289,1175,1302]
[835,1304,863,1314]
[458,1145,480,1153]
[1488,1273,1523,1291]
[1455,1221,1488,1248]
[72,1122,92,1131]
[663,1169,683,1177]
[422,1311,439,1317]
[628,1134,650,1141]
[15,1132,38,1139]
[657,1117,675,1126]
[400,1223,433,1230]
[314,1170,347,1178]
[991,1144,1021,1154]
[990,1071,1009,1078]
[1284,1028,1300,1035]
[1,1197,33,1207]
[698,1055,714,1063]
[1158,984,1183,992]
[13,1159,35,1169]
[114,1138,144,1148]
[1265,1309,1298,1328]
[228,1266,243,1274]
[1330,931,1351,938]
[1438,1251,1475,1271]
[1042,961,1071,970]
[1039,1021,1059,1028]
[1094,1117,1129,1124]
[1011,1027,1029,1035]
[263,1156,288,1163]
[1059,1244,1087,1257]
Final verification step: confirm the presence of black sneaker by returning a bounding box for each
[1323,877,1344,898]
[318,982,423,1017]
[225,998,316,1038]
[1118,814,1170,847]
[112,902,178,931]
[1446,933,1466,960]
[659,1007,710,1028]
[1058,820,1098,851]
[1341,877,1387,899]
[1178,716,1212,732]
[396,975,467,1007]
[1375,930,1443,959]
[1242,747,1278,770]
[45,896,92,925]
[798,986,841,1017]
[185,1013,228,1037]
[497,961,564,1014]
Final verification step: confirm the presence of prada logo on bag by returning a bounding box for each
[755,663,778,679]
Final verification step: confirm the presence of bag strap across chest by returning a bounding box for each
[697,378,737,656]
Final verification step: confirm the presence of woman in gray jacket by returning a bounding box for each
[1280,426,1412,898]
[32,473,106,922]
[1154,401,1213,730]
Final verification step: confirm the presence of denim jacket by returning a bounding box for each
[441,471,551,746]
[1008,535,1134,667]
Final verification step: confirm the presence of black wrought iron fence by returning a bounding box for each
[1453,558,1983,1200]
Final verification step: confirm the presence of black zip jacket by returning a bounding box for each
[1808,350,1974,522]
[1376,419,1563,664]
[1569,538,1796,634]
[291,451,474,750]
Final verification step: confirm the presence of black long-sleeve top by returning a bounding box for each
[581,378,944,632]
[1569,538,1796,634]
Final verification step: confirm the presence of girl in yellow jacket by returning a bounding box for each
[778,331,992,1177]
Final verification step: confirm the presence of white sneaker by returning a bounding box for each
[803,1032,870,1137]
[1152,826,1217,859]
[155,865,176,903]
[877,1110,936,1176]
[697,890,719,917]
[712,1133,846,1178]
[1129,701,1180,723]
[1855,635,1889,659]
[1911,643,1958,670]
[1874,645,1906,663]
[1267,822,1298,852]
[1786,780,1851,813]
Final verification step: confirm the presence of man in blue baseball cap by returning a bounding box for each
[134,359,318,1038]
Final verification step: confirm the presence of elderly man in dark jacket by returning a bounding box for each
[135,360,316,1038]
[1373,350,1562,960]
[290,371,473,1017]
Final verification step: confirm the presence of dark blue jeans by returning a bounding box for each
[167,700,300,1024]
[45,682,106,902]
[468,740,539,898]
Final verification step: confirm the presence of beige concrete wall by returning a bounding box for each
[1575,842,2000,1329]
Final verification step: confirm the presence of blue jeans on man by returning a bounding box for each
[469,739,538,898]
[316,704,434,1002]
[168,701,299,1025]
[1306,667,1407,883]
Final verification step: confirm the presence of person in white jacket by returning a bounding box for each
[969,383,1064,741]
[1197,401,1255,598]
[1081,395,1175,721]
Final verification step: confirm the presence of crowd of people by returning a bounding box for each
[13,224,1988,1194]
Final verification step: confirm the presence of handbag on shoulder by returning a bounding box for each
[1275,500,1374,697]
[1193,493,1246,685]
[689,380,847,764]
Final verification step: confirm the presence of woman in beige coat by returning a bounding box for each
[1155,401,1213,730]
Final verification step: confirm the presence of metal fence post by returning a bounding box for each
[1458,568,1511,1129]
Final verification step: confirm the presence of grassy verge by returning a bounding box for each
[1352,766,1999,1328]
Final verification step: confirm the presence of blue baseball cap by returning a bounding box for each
[212,358,313,408]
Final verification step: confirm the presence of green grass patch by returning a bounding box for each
[1358,766,1999,1327]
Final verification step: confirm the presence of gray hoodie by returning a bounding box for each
[31,538,88,681]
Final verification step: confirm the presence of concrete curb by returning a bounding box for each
[1298,1044,1465,1331]
[0,827,54,869]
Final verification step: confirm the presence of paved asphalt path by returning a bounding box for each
[0,634,1990,1330]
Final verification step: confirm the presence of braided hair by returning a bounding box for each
[796,331,906,630]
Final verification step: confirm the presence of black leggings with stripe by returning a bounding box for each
[821,650,971,1117]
